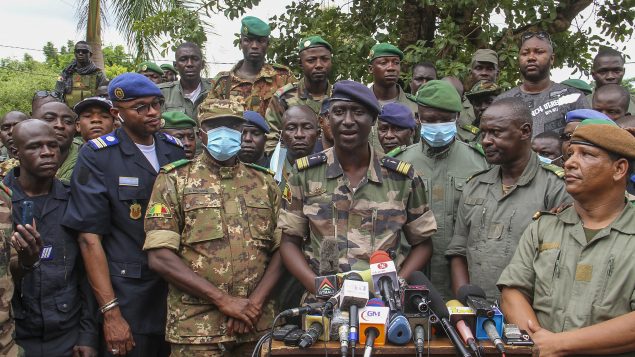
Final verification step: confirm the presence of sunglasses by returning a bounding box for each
[75,49,90,54]
[35,90,61,99]
[521,31,552,46]
[122,98,165,116]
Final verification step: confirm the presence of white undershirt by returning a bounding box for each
[184,83,202,103]
[135,139,160,172]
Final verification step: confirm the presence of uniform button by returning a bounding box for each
[121,269,126,275]
[62,303,68,308]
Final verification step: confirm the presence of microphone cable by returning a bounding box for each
[251,331,272,357]
[266,313,282,357]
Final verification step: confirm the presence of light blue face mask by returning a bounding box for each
[538,154,561,165]
[420,121,457,147]
[205,126,242,161]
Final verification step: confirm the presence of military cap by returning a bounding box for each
[465,80,502,99]
[407,80,462,112]
[298,35,333,53]
[369,43,403,62]
[240,16,271,37]
[108,73,163,101]
[378,103,416,129]
[161,111,196,129]
[137,61,164,76]
[197,98,245,125]
[561,79,593,95]
[320,99,330,116]
[243,110,270,133]
[571,123,635,159]
[329,80,380,115]
[73,96,113,116]
[565,109,610,123]
[160,63,178,74]
[470,49,498,67]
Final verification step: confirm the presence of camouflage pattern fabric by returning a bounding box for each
[56,137,83,185]
[0,159,18,180]
[277,147,437,273]
[264,80,332,154]
[0,182,21,356]
[206,61,295,117]
[143,153,281,344]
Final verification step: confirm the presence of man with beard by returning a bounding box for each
[0,111,28,178]
[55,41,108,108]
[377,103,416,155]
[160,112,197,160]
[592,84,631,122]
[458,81,502,144]
[207,16,294,117]
[159,42,213,120]
[32,102,83,184]
[446,97,570,302]
[265,36,332,155]
[73,97,116,142]
[62,73,185,357]
[410,62,437,95]
[497,32,588,136]
[589,48,635,115]
[278,105,319,190]
[137,62,164,85]
[239,111,271,167]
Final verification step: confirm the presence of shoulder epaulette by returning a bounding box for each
[160,133,183,148]
[0,181,12,198]
[272,63,291,72]
[87,133,119,150]
[466,168,492,182]
[380,156,414,178]
[160,159,191,173]
[540,163,565,178]
[467,141,485,156]
[296,153,327,171]
[386,145,407,158]
[244,162,275,176]
[461,123,480,135]
[275,83,297,97]
[532,210,555,221]
[213,71,231,81]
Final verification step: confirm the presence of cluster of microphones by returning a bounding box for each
[266,249,533,357]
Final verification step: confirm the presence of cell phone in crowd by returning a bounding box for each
[21,201,34,226]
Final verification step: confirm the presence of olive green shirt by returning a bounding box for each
[159,79,213,120]
[56,137,82,185]
[395,140,488,299]
[369,84,420,151]
[587,92,635,115]
[445,152,571,301]
[457,98,481,143]
[498,203,635,343]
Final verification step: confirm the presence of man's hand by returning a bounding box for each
[103,307,135,356]
[528,319,564,357]
[12,224,42,267]
[73,345,98,357]
[218,295,261,331]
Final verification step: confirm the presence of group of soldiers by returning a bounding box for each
[0,13,634,357]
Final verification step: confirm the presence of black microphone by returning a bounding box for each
[363,327,380,357]
[298,321,324,348]
[279,302,323,317]
[408,272,472,357]
[458,285,505,355]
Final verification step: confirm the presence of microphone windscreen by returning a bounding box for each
[318,238,339,275]
[457,284,487,305]
[387,313,412,345]
[345,272,363,282]
[407,271,449,320]
[366,298,385,307]
[369,250,391,264]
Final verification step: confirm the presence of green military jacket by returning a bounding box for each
[498,202,635,340]
[369,84,419,152]
[143,154,281,344]
[0,183,20,356]
[277,146,437,273]
[158,79,214,120]
[56,137,82,185]
[457,98,481,143]
[264,79,332,155]
[395,140,488,299]
[445,152,571,301]
[206,61,295,117]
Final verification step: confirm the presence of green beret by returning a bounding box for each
[241,16,271,37]
[368,43,403,62]
[160,64,177,74]
[561,79,593,95]
[298,35,332,53]
[137,61,164,76]
[161,111,197,129]
[407,80,463,112]
[465,80,502,99]
[571,123,635,159]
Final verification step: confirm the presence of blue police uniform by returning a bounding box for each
[6,172,98,357]
[62,127,184,356]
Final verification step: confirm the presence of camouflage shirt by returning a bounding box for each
[143,153,281,344]
[0,159,18,180]
[206,61,295,117]
[264,79,332,154]
[0,182,19,356]
[277,147,437,273]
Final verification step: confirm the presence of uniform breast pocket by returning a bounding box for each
[164,106,186,113]
[451,177,466,210]
[183,194,224,244]
[534,248,560,297]
[305,194,335,238]
[117,186,148,201]
[245,197,274,240]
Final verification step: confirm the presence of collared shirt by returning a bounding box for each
[446,152,571,301]
[143,153,280,344]
[498,203,635,337]
[369,84,420,152]
[0,181,20,356]
[277,146,436,272]
[159,78,214,120]
[56,137,83,184]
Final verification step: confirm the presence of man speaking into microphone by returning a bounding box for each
[277,80,438,295]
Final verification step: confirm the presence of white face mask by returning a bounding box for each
[538,154,562,165]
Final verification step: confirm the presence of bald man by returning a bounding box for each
[278,105,319,189]
[0,111,28,177]
[592,84,631,121]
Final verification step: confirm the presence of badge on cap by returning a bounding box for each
[369,49,374,58]
[141,64,148,71]
[242,25,248,35]
[114,87,125,100]
[130,202,142,220]
[303,40,312,48]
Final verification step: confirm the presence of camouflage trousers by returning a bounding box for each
[170,342,256,357]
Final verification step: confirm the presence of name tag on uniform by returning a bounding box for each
[119,177,139,187]
[40,245,53,260]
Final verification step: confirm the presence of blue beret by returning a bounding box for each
[243,110,270,133]
[378,103,416,129]
[320,99,330,115]
[565,109,610,123]
[108,72,163,101]
[329,80,380,115]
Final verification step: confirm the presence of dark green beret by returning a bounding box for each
[368,43,403,62]
[241,16,271,37]
[407,80,463,112]
[137,61,164,76]
[298,35,332,53]
[561,79,593,95]
[160,64,177,74]
[161,111,197,129]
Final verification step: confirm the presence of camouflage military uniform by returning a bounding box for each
[0,182,21,356]
[264,80,332,154]
[277,147,437,272]
[143,153,281,349]
[0,159,18,180]
[206,61,295,117]
[56,137,83,184]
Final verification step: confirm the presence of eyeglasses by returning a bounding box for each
[521,31,552,46]
[559,132,572,141]
[123,98,164,116]
[34,90,61,99]
[75,49,90,54]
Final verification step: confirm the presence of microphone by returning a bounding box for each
[447,300,479,356]
[315,238,339,298]
[414,324,425,357]
[339,272,369,356]
[336,269,374,291]
[298,314,330,348]
[339,322,350,356]
[387,312,412,345]
[457,285,505,354]
[484,319,505,355]
[408,272,472,357]
[401,283,429,314]
[370,251,400,312]
[279,302,323,317]
[359,301,389,357]
[457,284,494,318]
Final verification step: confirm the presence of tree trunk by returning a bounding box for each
[86,0,105,70]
